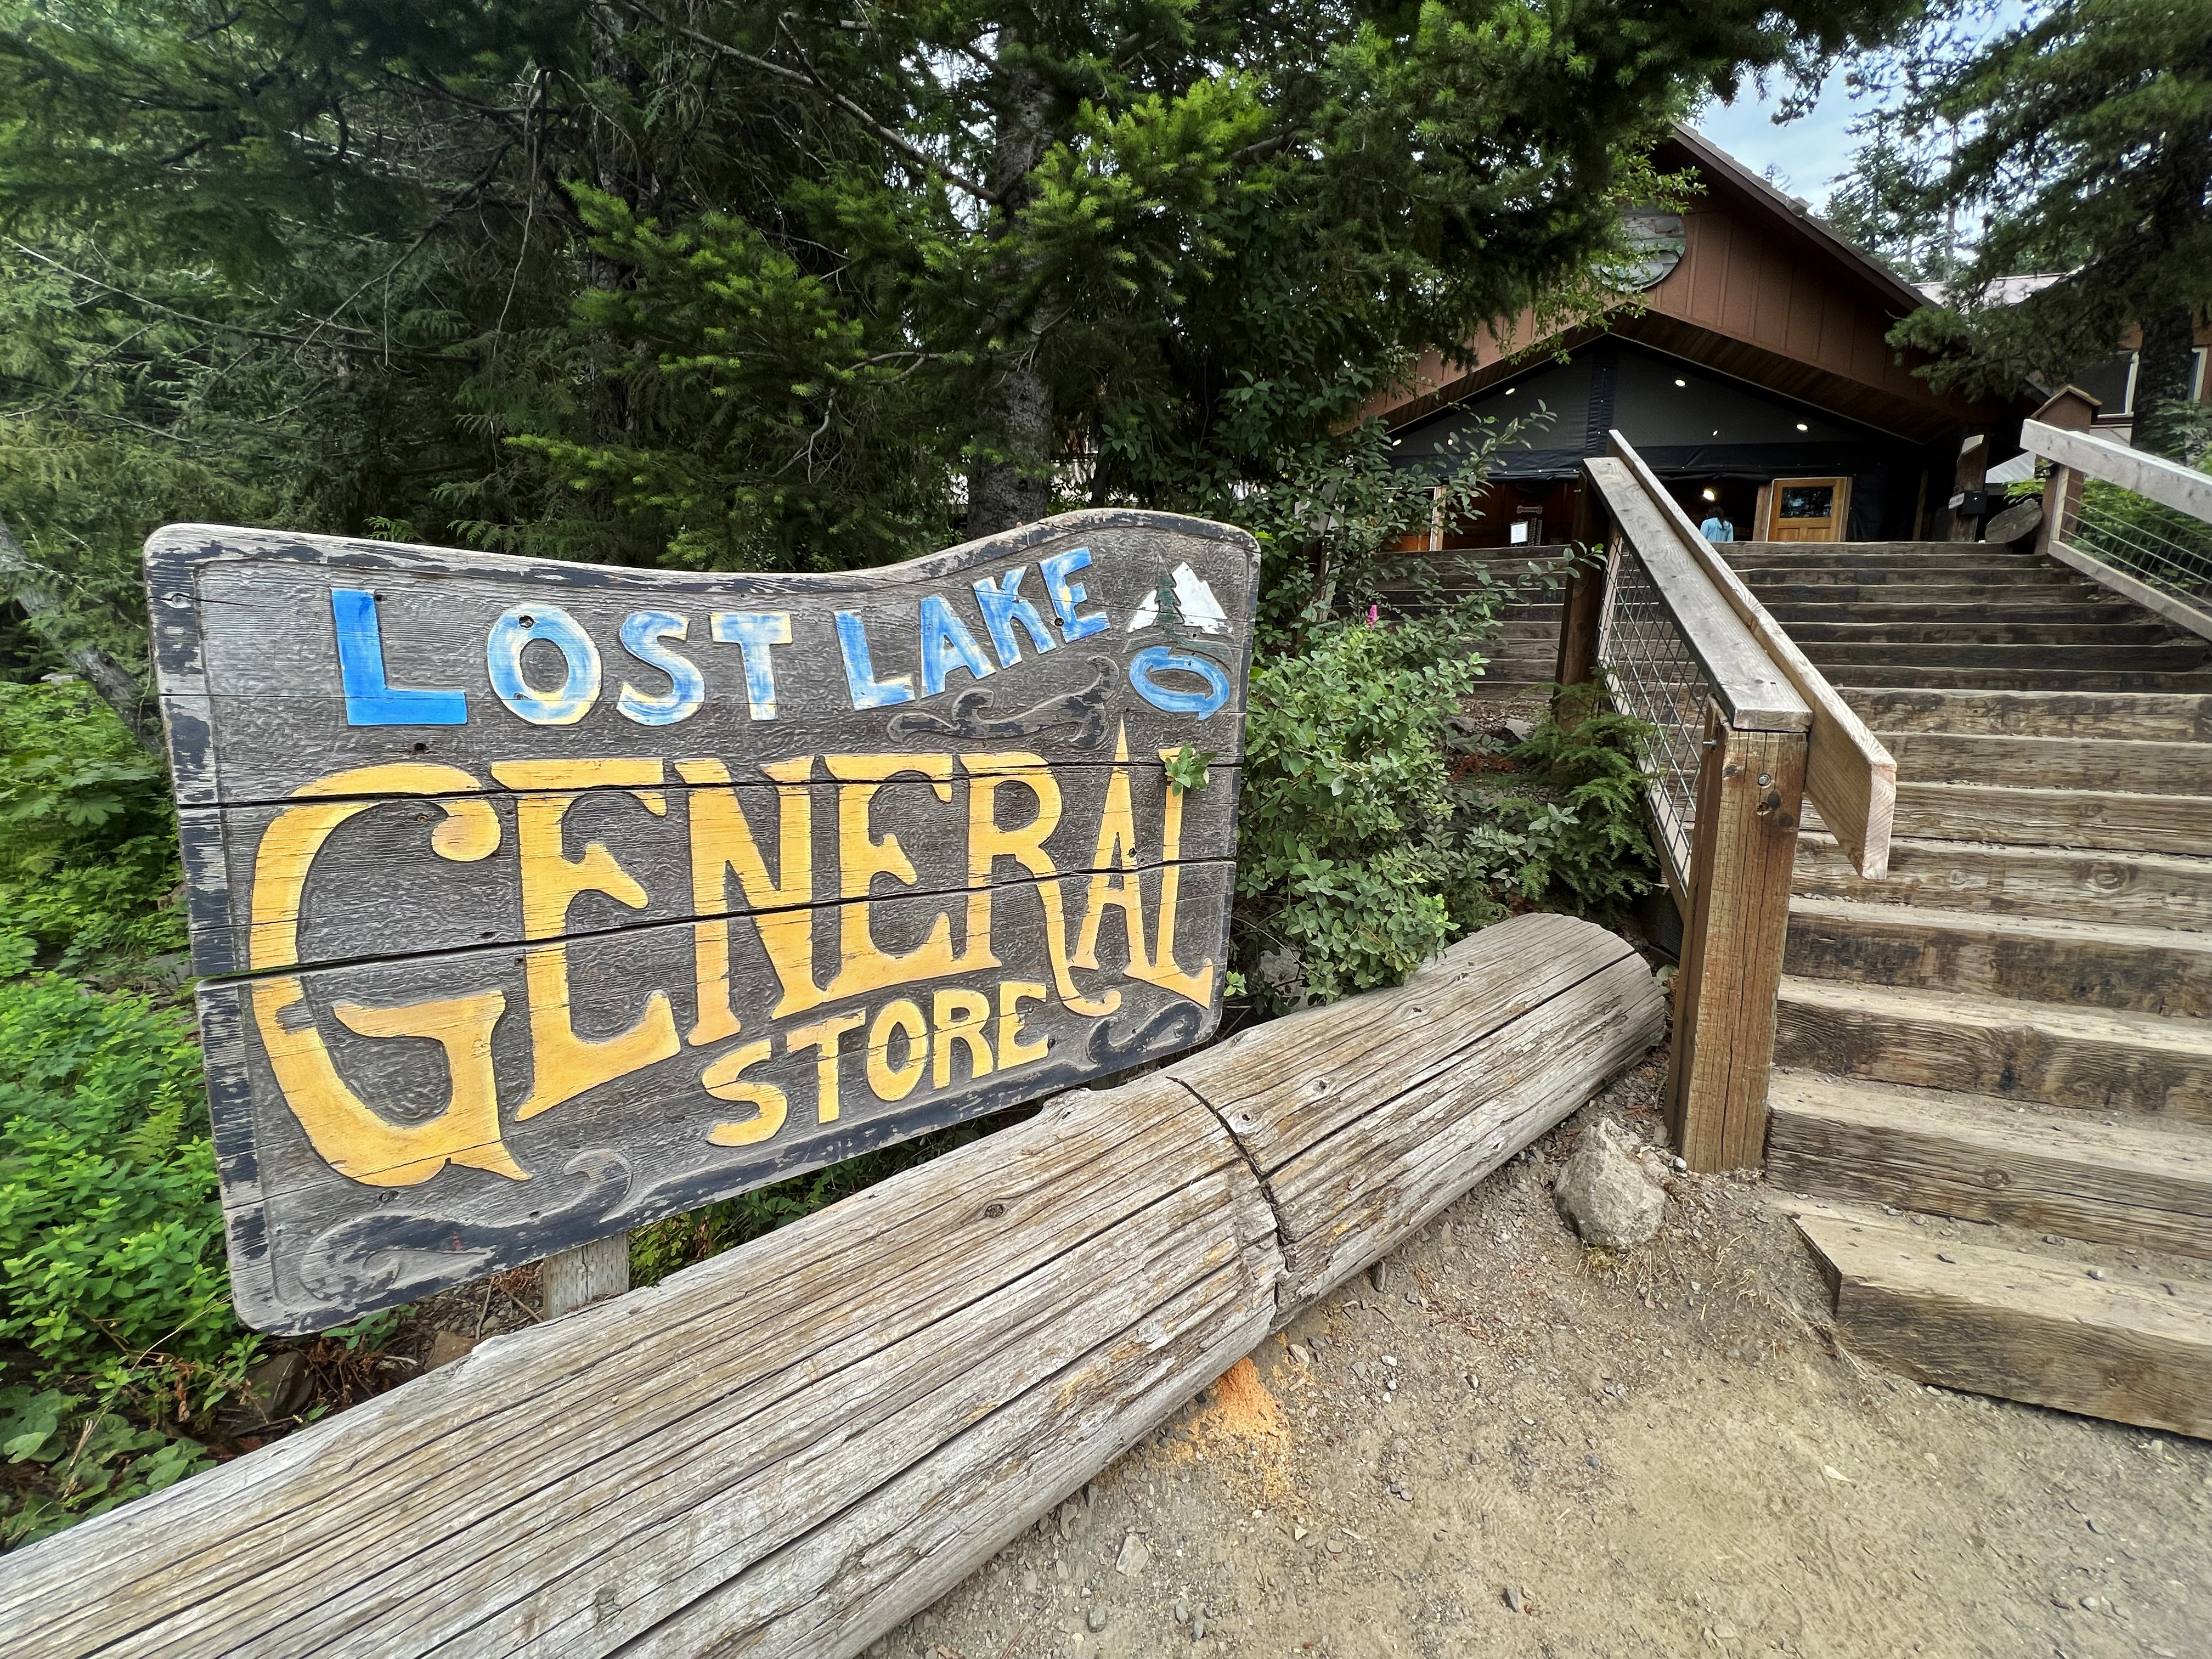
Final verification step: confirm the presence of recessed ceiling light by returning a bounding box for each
[1504,387,1516,396]
[1796,421,1809,431]
[1674,378,1687,387]
[1701,488,1718,501]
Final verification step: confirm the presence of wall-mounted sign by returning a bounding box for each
[147,510,1258,1331]
[1618,209,1686,291]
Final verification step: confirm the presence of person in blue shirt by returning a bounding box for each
[1699,512,1734,543]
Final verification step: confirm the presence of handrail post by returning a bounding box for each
[1664,700,1808,1172]
[1552,480,1608,722]
[2035,460,2079,560]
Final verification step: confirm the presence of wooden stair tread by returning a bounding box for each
[1777,973,2212,1053]
[1782,1199,2212,1437]
[1774,974,2212,1121]
[1766,1070,2212,1258]
[1787,891,2212,969]
[1875,730,2212,795]
[1789,831,2212,931]
[1819,665,2212,692]
[1787,898,2212,1026]
[1804,783,2212,856]
[1842,687,2212,739]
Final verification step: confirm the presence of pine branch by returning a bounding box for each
[633,3,998,202]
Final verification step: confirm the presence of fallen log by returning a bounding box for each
[1,911,1663,1658]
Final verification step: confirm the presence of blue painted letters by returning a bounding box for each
[918,594,996,696]
[331,588,467,726]
[617,611,706,726]
[835,611,915,708]
[1039,549,1109,642]
[970,568,1060,667]
[487,605,602,725]
[710,611,793,720]
[1128,646,1231,719]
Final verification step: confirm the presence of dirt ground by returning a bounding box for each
[886,1054,2212,1659]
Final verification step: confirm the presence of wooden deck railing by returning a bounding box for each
[2023,416,2212,641]
[1568,432,1895,1172]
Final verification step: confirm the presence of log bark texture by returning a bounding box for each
[0,911,1663,1659]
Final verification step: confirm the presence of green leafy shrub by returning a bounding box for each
[0,973,250,1385]
[0,973,249,1544]
[1236,618,1494,1001]
[0,680,186,981]
[1466,685,1662,919]
[0,1386,213,1547]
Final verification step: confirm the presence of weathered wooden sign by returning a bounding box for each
[146,510,1258,1331]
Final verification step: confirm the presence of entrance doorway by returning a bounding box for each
[1759,477,1852,541]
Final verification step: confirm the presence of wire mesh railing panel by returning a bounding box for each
[2064,476,2212,608]
[1598,540,1711,883]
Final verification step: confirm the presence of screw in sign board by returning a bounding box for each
[145,510,1258,1330]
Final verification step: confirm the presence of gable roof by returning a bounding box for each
[1365,129,2023,447]
[1663,126,1931,318]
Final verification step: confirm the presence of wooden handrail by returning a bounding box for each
[2022,418,2212,644]
[2023,419,2212,524]
[1605,431,1896,882]
[1583,459,1810,735]
[1579,435,1894,1173]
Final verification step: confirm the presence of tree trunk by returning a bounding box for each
[965,37,1057,539]
[2132,304,2198,460]
[968,352,1054,537]
[2131,116,2210,460]
[0,516,162,756]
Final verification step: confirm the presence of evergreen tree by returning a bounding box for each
[1841,0,2212,456]
[0,0,1926,690]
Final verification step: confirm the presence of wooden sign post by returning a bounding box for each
[146,510,1259,1331]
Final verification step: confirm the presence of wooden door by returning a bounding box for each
[1762,476,1851,541]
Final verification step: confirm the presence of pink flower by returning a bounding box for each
[1368,604,1380,625]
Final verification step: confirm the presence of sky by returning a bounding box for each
[1694,70,1863,208]
[1693,2,2045,210]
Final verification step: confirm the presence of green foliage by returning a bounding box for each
[1475,686,1663,918]
[0,1386,213,1547]
[1224,425,1658,1007]
[2073,475,2212,590]
[1162,744,1216,794]
[0,680,184,980]
[0,972,249,1395]
[1838,0,2212,456]
[1236,617,1488,1002]
[0,0,1925,682]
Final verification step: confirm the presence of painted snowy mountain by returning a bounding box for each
[1125,562,1231,635]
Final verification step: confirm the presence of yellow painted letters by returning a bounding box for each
[702,1039,787,1146]
[492,758,681,1120]
[931,988,994,1088]
[245,763,526,1186]
[786,1009,866,1124]
[866,998,929,1102]
[678,754,820,1036]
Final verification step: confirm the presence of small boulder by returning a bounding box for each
[1553,1120,1667,1250]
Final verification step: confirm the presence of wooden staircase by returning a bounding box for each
[1724,540,2212,1436]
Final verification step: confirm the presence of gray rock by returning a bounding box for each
[1255,946,1310,1008]
[1114,1533,1150,1576]
[1501,715,1536,744]
[1369,1259,1390,1293]
[1504,1586,1525,1612]
[1175,1601,1190,1624]
[1191,1616,1207,1639]
[1087,1608,1108,1633]
[1553,1119,1668,1250]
